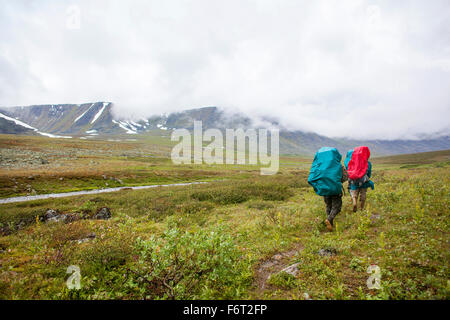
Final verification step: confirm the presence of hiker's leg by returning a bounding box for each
[359,188,367,210]
[328,195,343,225]
[324,196,332,216]
[348,186,353,204]
[351,189,359,212]
[324,196,333,231]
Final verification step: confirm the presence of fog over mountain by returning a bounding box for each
[1,0,449,140]
[1,103,449,156]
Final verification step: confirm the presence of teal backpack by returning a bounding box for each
[308,147,343,196]
[344,149,353,170]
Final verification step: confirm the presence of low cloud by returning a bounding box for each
[0,0,449,139]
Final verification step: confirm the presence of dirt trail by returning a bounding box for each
[252,243,303,297]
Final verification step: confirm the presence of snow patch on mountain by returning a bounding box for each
[74,103,95,123]
[130,120,142,127]
[38,132,72,139]
[123,121,137,131]
[90,103,108,124]
[112,119,137,134]
[0,112,72,138]
[0,112,35,130]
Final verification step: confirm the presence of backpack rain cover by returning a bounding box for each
[308,147,343,196]
[347,146,370,180]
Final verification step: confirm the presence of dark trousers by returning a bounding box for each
[323,195,342,224]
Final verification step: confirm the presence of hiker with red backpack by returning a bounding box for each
[308,147,348,231]
[347,146,374,212]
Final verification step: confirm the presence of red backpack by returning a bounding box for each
[348,146,370,184]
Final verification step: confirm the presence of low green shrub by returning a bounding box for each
[124,225,252,299]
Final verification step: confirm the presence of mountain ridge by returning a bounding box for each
[1,103,449,156]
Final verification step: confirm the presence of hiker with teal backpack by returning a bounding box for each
[308,147,348,231]
[347,146,374,212]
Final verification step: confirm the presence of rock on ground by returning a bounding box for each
[94,207,112,220]
[318,248,337,257]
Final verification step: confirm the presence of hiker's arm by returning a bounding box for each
[367,161,372,178]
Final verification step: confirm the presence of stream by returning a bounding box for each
[0,181,208,204]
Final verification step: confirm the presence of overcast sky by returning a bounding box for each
[0,0,449,139]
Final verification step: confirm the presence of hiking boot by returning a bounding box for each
[360,200,366,211]
[325,219,333,231]
[353,204,357,212]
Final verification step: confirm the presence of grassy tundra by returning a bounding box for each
[0,135,449,299]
